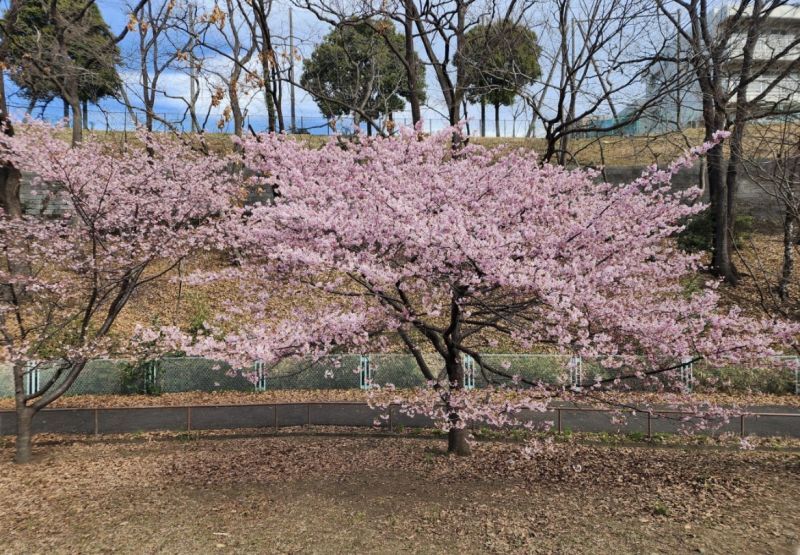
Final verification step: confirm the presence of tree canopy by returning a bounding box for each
[1,0,121,106]
[154,127,797,455]
[300,19,426,127]
[457,21,541,108]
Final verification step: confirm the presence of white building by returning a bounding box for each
[642,4,800,133]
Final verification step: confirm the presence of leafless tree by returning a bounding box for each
[124,0,201,131]
[740,116,800,316]
[512,0,684,164]
[655,0,800,284]
[194,0,257,137]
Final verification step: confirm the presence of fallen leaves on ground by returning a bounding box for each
[0,388,797,411]
[0,431,798,554]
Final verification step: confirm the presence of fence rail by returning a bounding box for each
[1,402,798,438]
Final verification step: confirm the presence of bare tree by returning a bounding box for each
[656,0,800,284]
[741,116,800,315]
[125,0,199,131]
[515,0,682,164]
[195,0,257,137]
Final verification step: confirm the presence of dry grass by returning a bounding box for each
[0,431,798,554]
[74,123,793,168]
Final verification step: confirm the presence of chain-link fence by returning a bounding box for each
[7,104,541,138]
[1,354,797,397]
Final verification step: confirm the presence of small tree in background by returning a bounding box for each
[164,126,796,456]
[300,19,426,134]
[457,21,540,137]
[0,0,121,141]
[0,122,242,463]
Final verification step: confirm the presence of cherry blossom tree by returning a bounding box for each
[0,123,242,463]
[165,125,797,456]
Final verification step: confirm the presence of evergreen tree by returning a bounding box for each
[457,22,540,136]
[1,0,121,115]
[301,19,426,134]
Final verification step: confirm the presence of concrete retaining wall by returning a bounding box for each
[20,160,789,225]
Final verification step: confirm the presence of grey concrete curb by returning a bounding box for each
[1,402,799,438]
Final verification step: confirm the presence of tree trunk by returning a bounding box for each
[403,0,421,125]
[445,348,472,457]
[12,361,35,464]
[448,427,471,456]
[62,98,70,120]
[15,407,34,464]
[494,101,500,138]
[70,99,83,145]
[230,84,244,138]
[480,98,486,137]
[0,115,22,219]
[708,144,737,284]
[0,164,22,218]
[264,71,276,133]
[82,100,88,130]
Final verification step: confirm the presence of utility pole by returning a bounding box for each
[289,7,296,132]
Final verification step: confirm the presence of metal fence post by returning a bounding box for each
[463,355,476,390]
[680,356,694,392]
[359,355,372,390]
[254,360,267,392]
[23,360,40,396]
[568,355,583,389]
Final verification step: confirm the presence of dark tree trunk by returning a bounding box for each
[708,144,737,283]
[494,101,500,138]
[15,407,34,464]
[62,98,69,120]
[230,83,244,138]
[264,73,276,133]
[0,116,21,218]
[69,97,83,145]
[403,0,422,125]
[480,98,486,137]
[82,99,88,130]
[0,164,21,218]
[12,362,34,463]
[444,289,471,456]
[448,427,470,456]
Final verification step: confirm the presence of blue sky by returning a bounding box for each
[2,0,659,135]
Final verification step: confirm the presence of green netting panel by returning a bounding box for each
[67,359,129,395]
[692,360,796,394]
[0,355,797,397]
[0,364,12,396]
[370,354,430,388]
[477,354,573,386]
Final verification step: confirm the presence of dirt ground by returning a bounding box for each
[0,430,798,554]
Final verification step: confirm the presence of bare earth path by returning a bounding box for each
[0,432,798,554]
